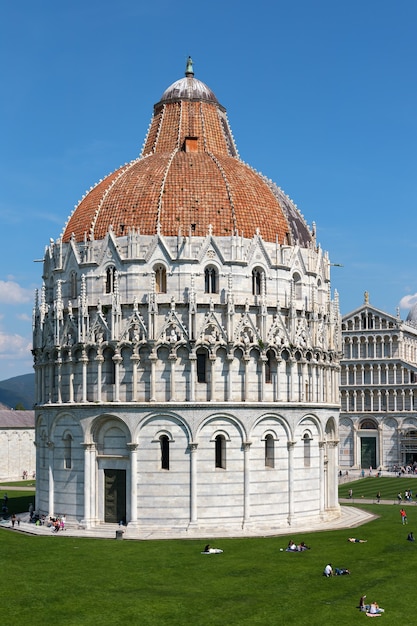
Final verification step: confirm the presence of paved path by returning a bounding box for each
[0,485,35,492]
[339,497,417,506]
[0,504,377,541]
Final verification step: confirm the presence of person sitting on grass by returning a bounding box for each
[368,601,384,615]
[286,540,298,551]
[359,595,370,612]
[323,563,333,577]
[297,541,310,551]
[407,532,415,542]
[348,537,367,543]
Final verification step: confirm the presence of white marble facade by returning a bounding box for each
[340,293,417,471]
[33,64,341,534]
[33,232,341,532]
[0,411,35,481]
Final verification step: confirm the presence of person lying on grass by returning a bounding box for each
[348,537,367,543]
[202,544,223,554]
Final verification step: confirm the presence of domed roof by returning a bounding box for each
[159,57,218,105]
[62,58,313,247]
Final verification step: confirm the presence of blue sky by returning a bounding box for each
[1,0,416,381]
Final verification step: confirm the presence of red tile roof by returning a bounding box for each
[62,69,312,246]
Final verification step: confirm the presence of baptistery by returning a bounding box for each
[33,59,341,535]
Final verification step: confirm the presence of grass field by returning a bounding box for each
[1,481,415,625]
[338,475,417,503]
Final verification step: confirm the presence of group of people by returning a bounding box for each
[323,538,388,615]
[397,490,413,503]
[286,540,310,552]
[359,596,384,615]
[48,515,66,532]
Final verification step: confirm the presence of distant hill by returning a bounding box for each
[0,373,35,409]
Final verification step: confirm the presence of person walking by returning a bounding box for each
[400,508,408,525]
[376,491,381,504]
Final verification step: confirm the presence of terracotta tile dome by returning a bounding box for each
[62,58,313,246]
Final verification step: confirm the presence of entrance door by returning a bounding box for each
[104,469,126,523]
[361,437,376,469]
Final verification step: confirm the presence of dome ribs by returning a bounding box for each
[62,68,313,247]
[201,103,231,155]
[142,108,162,156]
[62,167,125,243]
[160,152,234,237]
[215,157,290,243]
[155,103,181,153]
[91,156,168,239]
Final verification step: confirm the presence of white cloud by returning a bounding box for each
[399,293,417,310]
[16,313,31,322]
[0,280,32,304]
[0,332,32,360]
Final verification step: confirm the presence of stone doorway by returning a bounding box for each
[104,469,126,524]
[361,437,376,470]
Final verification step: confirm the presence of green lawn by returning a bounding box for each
[1,486,415,625]
[338,475,417,502]
[0,479,36,487]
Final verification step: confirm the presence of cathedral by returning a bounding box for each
[340,292,417,471]
[33,59,341,534]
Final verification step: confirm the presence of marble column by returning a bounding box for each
[243,441,252,525]
[287,441,296,525]
[127,443,138,525]
[189,442,198,526]
[47,441,54,516]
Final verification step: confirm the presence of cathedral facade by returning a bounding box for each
[340,293,417,471]
[33,60,341,534]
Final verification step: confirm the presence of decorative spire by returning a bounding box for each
[185,56,194,77]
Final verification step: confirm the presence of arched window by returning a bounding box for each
[103,348,115,384]
[265,350,276,384]
[293,272,302,299]
[70,271,77,300]
[154,265,167,293]
[360,419,378,430]
[204,266,218,294]
[265,434,274,468]
[63,433,72,469]
[317,278,322,305]
[197,351,207,383]
[41,432,47,469]
[160,435,170,470]
[303,432,311,467]
[105,266,116,293]
[252,268,264,296]
[215,434,226,469]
